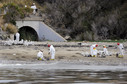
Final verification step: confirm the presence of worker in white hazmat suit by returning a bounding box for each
[117,43,124,57]
[48,45,55,60]
[92,47,98,57]
[37,50,45,61]
[31,3,37,15]
[103,45,109,56]
[15,32,20,42]
[90,44,98,57]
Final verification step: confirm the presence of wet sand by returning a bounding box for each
[0,41,127,66]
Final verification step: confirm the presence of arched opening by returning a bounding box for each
[18,26,38,41]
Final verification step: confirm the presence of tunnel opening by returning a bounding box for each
[18,26,38,41]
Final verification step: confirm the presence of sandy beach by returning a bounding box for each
[0,41,127,66]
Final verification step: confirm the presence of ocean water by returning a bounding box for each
[0,62,127,84]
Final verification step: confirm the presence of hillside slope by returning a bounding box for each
[0,0,127,41]
[35,0,127,41]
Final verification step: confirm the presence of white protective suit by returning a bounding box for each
[37,51,45,60]
[16,32,20,42]
[31,3,37,15]
[103,46,109,56]
[49,45,55,59]
[90,44,97,56]
[118,44,124,55]
[93,48,98,56]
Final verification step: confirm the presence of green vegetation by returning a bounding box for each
[0,0,127,41]
[0,0,33,39]
[2,3,32,24]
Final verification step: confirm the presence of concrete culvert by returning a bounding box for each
[18,26,38,41]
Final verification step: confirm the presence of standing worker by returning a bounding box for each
[103,45,109,56]
[117,43,124,57]
[90,44,98,57]
[48,45,55,60]
[15,32,20,42]
[37,50,45,61]
[31,3,37,15]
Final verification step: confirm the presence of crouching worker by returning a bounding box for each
[90,44,98,57]
[37,50,46,61]
[117,43,124,58]
[48,45,55,60]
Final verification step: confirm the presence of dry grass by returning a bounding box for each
[0,16,4,23]
[0,3,3,8]
[0,16,4,30]
[6,23,17,34]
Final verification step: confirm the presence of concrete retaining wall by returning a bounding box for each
[39,22,66,42]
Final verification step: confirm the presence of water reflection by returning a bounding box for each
[0,68,127,84]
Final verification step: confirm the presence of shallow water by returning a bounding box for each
[0,63,127,84]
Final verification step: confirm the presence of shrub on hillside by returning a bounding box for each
[6,23,17,34]
[42,0,127,40]
[3,3,32,24]
[0,3,3,8]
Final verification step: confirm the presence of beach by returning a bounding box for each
[0,41,127,84]
[0,41,127,66]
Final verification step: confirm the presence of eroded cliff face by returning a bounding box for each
[35,0,127,41]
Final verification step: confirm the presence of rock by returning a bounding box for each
[64,35,71,40]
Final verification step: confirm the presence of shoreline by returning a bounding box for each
[0,59,127,72]
[0,57,127,66]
